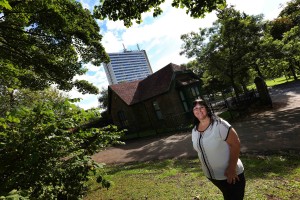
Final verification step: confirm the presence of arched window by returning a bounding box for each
[152,101,163,120]
[118,110,129,128]
[179,90,189,112]
[189,86,200,99]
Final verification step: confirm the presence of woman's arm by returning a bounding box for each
[225,128,241,184]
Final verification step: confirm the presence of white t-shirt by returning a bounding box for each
[191,118,244,180]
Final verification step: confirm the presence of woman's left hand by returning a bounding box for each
[225,167,239,184]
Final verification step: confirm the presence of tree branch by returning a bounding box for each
[0,39,33,64]
[0,24,68,43]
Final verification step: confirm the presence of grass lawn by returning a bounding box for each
[248,75,300,89]
[265,76,300,87]
[84,76,300,199]
[85,154,300,200]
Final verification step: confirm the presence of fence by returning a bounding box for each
[208,89,259,120]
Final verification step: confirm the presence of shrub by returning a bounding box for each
[0,94,123,199]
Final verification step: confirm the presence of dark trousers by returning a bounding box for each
[209,172,246,200]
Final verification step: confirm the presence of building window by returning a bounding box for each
[118,110,129,128]
[179,91,189,112]
[152,101,163,120]
[189,86,200,100]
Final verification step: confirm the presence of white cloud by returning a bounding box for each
[72,93,100,110]
[101,31,124,52]
[227,0,289,20]
[105,20,127,31]
[120,8,206,46]
[83,62,100,72]
[109,4,217,72]
[79,0,90,10]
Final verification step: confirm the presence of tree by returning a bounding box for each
[279,0,300,79]
[253,33,284,79]
[279,0,300,26]
[0,89,124,199]
[0,86,66,117]
[182,60,221,95]
[282,26,300,79]
[180,6,264,97]
[98,87,109,111]
[0,2,125,199]
[267,0,300,80]
[0,0,109,94]
[269,0,299,40]
[94,0,226,27]
[183,60,206,77]
[269,17,294,40]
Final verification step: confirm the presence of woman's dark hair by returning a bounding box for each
[192,98,214,130]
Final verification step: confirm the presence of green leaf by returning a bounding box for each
[0,88,123,199]
[0,0,12,10]
[1,0,108,94]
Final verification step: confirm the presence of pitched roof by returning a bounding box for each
[109,63,186,105]
[109,80,140,105]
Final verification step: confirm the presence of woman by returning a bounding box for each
[191,98,245,200]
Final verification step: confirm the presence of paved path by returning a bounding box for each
[92,81,300,165]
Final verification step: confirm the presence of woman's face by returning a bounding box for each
[193,103,208,120]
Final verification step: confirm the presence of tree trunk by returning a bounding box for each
[241,81,248,94]
[254,64,264,79]
[9,90,15,111]
[230,78,240,103]
[293,58,300,74]
[288,61,298,81]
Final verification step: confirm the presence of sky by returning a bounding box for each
[70,0,290,110]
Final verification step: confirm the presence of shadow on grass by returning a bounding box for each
[242,153,300,179]
[102,105,300,165]
[104,153,300,181]
[234,106,300,154]
[104,158,200,175]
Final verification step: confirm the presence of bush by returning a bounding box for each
[0,93,123,199]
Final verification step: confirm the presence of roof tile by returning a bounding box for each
[109,63,184,105]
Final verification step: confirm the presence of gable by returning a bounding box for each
[109,80,140,105]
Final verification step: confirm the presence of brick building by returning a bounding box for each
[107,63,202,136]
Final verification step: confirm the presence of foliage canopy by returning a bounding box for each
[0,0,109,94]
[0,89,124,199]
[180,6,264,96]
[94,0,226,27]
[98,87,109,110]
